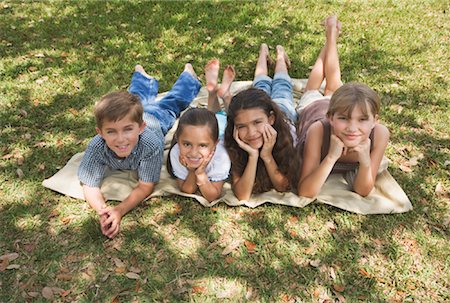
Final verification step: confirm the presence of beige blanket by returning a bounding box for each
[42,80,412,214]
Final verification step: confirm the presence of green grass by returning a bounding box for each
[1,0,449,302]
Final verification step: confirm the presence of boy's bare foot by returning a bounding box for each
[218,65,235,101]
[184,63,198,79]
[260,43,274,68]
[276,45,291,68]
[135,64,153,79]
[205,59,220,92]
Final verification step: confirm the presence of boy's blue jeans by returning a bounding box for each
[128,71,202,135]
[253,73,297,123]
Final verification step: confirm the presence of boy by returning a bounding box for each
[78,63,201,238]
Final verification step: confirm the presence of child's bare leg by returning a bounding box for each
[304,45,326,92]
[274,45,290,75]
[135,64,153,79]
[218,65,235,111]
[254,43,271,78]
[323,15,342,96]
[205,59,221,113]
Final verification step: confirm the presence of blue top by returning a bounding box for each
[77,114,164,187]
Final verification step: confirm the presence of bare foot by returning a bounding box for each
[205,59,220,92]
[260,43,274,68]
[135,64,153,79]
[324,15,340,38]
[218,65,235,102]
[276,45,291,68]
[184,63,198,79]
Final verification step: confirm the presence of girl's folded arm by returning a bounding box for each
[298,122,334,198]
[353,124,390,196]
[232,155,258,201]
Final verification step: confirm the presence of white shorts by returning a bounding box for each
[296,90,331,113]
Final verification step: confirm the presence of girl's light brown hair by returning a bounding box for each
[327,82,380,118]
[94,91,143,128]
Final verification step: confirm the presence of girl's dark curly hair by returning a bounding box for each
[224,88,298,193]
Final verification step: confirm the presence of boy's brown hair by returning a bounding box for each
[94,92,144,128]
[327,83,380,118]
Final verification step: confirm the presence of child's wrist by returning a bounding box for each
[196,173,209,186]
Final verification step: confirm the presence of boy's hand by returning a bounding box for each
[328,134,347,161]
[99,212,110,235]
[350,138,371,167]
[233,127,259,158]
[99,206,123,239]
[260,124,277,160]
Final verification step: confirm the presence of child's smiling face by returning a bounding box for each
[96,113,146,158]
[177,125,217,168]
[329,103,377,148]
[234,108,275,149]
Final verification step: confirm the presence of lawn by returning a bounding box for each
[0,1,449,302]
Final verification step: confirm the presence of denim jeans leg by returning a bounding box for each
[128,72,159,106]
[252,75,272,96]
[272,72,297,122]
[146,71,202,135]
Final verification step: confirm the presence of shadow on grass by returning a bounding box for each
[1,1,448,302]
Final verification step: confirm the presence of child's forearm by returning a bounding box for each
[233,155,258,201]
[82,185,107,213]
[179,171,198,194]
[117,182,154,216]
[352,163,375,197]
[298,156,336,198]
[197,178,223,202]
[262,155,289,191]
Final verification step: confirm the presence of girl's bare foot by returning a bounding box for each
[276,45,291,68]
[324,15,340,38]
[260,43,274,68]
[135,64,153,79]
[205,59,220,92]
[218,65,235,102]
[184,63,198,79]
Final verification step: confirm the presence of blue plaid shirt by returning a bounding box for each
[78,113,164,187]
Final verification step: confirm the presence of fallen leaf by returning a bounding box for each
[221,240,241,255]
[435,182,444,194]
[51,287,65,295]
[224,256,234,264]
[56,273,72,281]
[399,163,412,172]
[115,267,126,273]
[173,204,183,215]
[113,257,126,268]
[289,230,297,237]
[289,216,298,223]
[0,253,19,261]
[129,266,141,273]
[16,168,24,179]
[359,268,371,278]
[313,288,321,298]
[48,209,59,218]
[60,217,71,224]
[0,259,9,271]
[126,272,140,280]
[333,284,345,292]
[6,264,20,269]
[309,259,321,268]
[19,108,28,117]
[330,267,337,280]
[35,53,45,58]
[334,291,347,302]
[325,221,337,232]
[192,285,206,294]
[60,289,71,297]
[68,108,79,116]
[17,155,24,165]
[28,292,39,297]
[244,240,257,253]
[42,287,54,300]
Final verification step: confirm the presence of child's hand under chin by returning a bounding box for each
[348,138,371,166]
[260,123,277,160]
[195,150,215,175]
[328,134,347,161]
[233,126,259,157]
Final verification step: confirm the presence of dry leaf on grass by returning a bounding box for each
[42,287,54,300]
[333,284,345,292]
[6,264,20,269]
[126,272,140,280]
[221,240,241,255]
[192,285,206,294]
[244,240,257,253]
[0,253,19,261]
[309,259,321,268]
